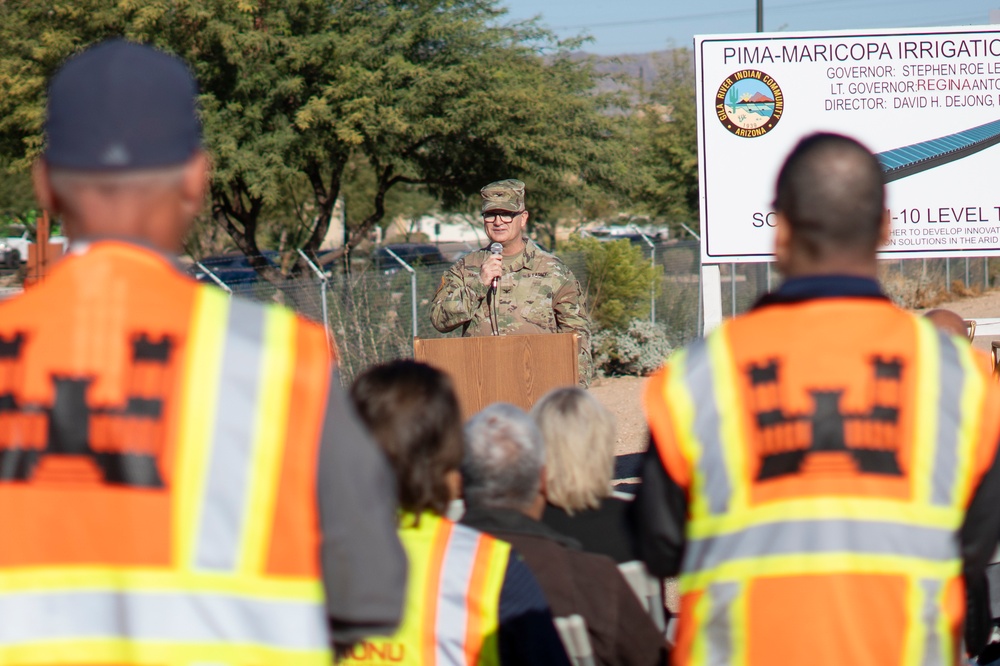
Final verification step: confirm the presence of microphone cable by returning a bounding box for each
[487,243,502,336]
[487,283,499,336]
[490,281,501,335]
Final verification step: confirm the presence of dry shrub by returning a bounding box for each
[879,271,945,309]
[593,320,673,377]
[950,280,980,298]
[879,269,983,309]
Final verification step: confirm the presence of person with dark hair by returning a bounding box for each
[636,132,1000,665]
[924,308,971,340]
[347,360,571,666]
[351,360,465,517]
[0,39,405,664]
[461,403,668,666]
[771,133,887,265]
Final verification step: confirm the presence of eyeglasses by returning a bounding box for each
[483,211,523,223]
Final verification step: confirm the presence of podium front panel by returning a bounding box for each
[414,333,578,419]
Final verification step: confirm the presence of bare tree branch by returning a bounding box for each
[303,152,348,253]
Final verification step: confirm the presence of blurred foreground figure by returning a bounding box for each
[924,308,971,339]
[636,133,1000,665]
[349,360,571,665]
[0,39,405,664]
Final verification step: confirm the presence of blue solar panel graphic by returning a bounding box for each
[876,118,1000,182]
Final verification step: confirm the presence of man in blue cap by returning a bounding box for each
[0,39,405,664]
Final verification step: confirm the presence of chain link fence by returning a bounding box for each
[0,245,991,384]
[186,240,705,383]
[192,243,993,384]
[716,256,993,317]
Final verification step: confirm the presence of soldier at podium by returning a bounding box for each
[430,179,593,386]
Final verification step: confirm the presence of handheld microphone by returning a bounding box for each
[489,242,502,289]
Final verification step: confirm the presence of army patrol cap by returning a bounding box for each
[481,179,525,213]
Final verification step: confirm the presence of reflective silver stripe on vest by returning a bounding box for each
[931,334,963,507]
[685,338,732,515]
[195,298,267,571]
[435,523,481,665]
[683,519,957,574]
[705,582,739,665]
[921,578,945,666]
[0,590,327,650]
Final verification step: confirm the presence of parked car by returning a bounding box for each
[190,251,280,286]
[372,244,448,274]
[3,229,69,263]
[586,230,658,247]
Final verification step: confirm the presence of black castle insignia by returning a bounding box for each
[748,357,904,480]
[0,332,174,488]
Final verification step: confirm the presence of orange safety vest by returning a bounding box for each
[340,512,509,666]
[0,241,334,665]
[645,297,1000,666]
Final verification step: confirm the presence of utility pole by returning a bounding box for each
[754,0,767,302]
[25,210,63,287]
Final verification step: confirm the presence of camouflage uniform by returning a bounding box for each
[430,238,593,386]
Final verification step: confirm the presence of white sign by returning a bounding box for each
[697,25,1000,263]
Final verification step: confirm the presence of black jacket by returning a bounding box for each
[541,497,640,564]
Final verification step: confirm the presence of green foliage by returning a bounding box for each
[0,158,36,227]
[593,319,672,377]
[561,234,659,331]
[630,49,699,230]
[339,154,438,232]
[0,0,631,283]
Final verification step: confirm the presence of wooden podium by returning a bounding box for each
[414,333,579,419]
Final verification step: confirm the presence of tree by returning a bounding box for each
[0,0,630,283]
[630,49,699,231]
[0,158,36,231]
[561,234,659,331]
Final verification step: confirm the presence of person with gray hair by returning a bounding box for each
[463,402,547,511]
[533,387,640,564]
[461,403,668,666]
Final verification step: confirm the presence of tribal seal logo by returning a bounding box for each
[716,70,784,138]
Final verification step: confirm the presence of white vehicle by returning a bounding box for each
[4,229,68,263]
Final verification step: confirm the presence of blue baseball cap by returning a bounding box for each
[44,39,201,171]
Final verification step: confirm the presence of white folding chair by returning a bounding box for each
[618,560,667,634]
[444,498,465,522]
[554,614,596,666]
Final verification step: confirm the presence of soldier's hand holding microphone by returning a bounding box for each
[479,243,503,289]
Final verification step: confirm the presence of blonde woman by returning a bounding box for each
[532,387,639,563]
